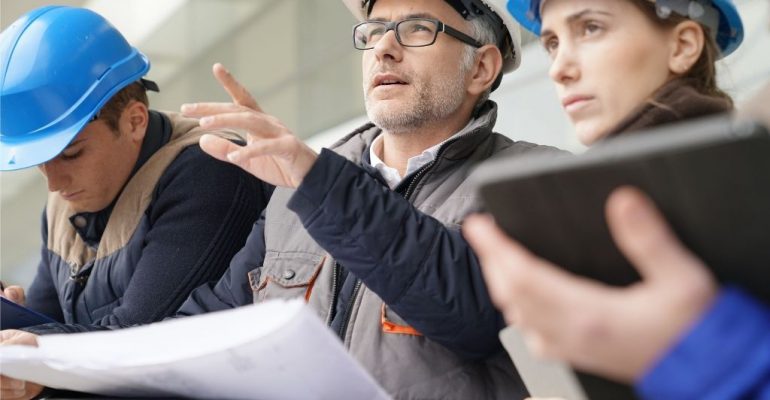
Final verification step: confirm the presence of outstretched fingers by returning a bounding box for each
[199,134,244,163]
[212,63,261,111]
[198,111,283,140]
[181,102,248,118]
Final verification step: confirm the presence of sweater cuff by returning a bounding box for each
[636,287,770,400]
[287,148,349,217]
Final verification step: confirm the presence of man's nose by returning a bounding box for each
[372,29,404,63]
[39,161,70,192]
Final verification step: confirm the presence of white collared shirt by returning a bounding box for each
[369,120,474,189]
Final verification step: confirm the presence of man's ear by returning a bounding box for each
[468,44,503,96]
[668,20,706,76]
[121,100,149,143]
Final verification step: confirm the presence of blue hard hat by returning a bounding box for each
[506,0,744,57]
[0,6,152,171]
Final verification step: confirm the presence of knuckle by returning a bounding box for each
[246,112,262,125]
[572,310,610,348]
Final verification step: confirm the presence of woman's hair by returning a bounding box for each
[630,0,733,106]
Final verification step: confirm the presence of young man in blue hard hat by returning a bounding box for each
[1,0,564,398]
[0,5,270,342]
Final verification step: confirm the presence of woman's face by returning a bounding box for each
[540,0,675,144]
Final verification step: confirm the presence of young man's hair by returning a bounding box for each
[99,81,150,133]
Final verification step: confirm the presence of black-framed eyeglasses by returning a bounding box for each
[353,18,483,50]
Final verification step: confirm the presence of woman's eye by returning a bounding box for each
[583,21,602,35]
[542,37,559,54]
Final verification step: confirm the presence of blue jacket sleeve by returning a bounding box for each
[636,287,770,400]
[174,214,268,317]
[25,210,66,323]
[23,214,268,335]
[287,149,503,360]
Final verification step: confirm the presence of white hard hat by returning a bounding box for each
[342,0,523,73]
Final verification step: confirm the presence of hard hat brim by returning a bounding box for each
[0,114,91,171]
[506,0,744,57]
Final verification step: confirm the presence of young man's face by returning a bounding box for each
[362,0,477,133]
[38,103,146,213]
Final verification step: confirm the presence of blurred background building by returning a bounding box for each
[2,0,769,287]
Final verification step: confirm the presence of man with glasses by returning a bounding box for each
[2,0,561,398]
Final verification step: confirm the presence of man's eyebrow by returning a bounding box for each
[368,12,438,22]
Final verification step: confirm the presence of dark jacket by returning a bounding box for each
[25,111,272,326]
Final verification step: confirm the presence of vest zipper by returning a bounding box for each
[331,136,461,342]
[402,139,454,200]
[325,263,341,325]
[337,280,362,340]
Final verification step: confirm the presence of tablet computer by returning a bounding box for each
[474,116,770,302]
[1,297,56,329]
[473,116,770,400]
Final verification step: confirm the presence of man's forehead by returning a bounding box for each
[369,0,462,23]
[368,11,439,22]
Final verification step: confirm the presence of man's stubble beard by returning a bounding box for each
[364,64,470,135]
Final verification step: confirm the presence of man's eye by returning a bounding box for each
[60,150,82,161]
[410,24,432,33]
[368,27,385,38]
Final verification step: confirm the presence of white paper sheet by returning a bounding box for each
[0,299,390,400]
[499,325,587,400]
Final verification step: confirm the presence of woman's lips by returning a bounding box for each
[562,95,595,115]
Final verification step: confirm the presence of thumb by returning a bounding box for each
[3,286,25,305]
[0,330,38,347]
[605,186,705,282]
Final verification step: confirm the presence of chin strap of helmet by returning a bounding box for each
[140,78,160,92]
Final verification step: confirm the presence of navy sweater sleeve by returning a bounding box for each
[637,287,770,400]
[23,204,269,335]
[287,149,503,360]
[88,146,269,326]
[175,214,268,316]
[25,211,66,323]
